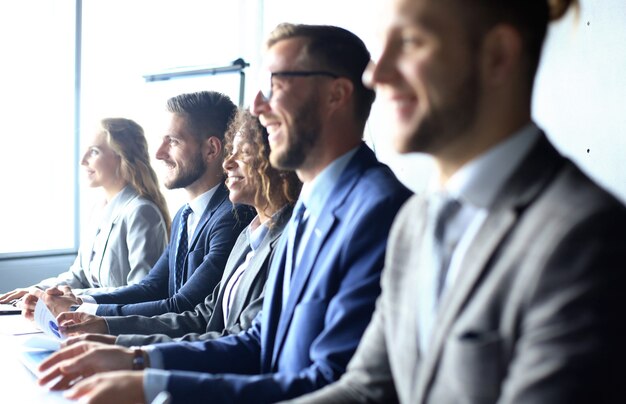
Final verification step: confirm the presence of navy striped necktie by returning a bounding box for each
[175,205,194,292]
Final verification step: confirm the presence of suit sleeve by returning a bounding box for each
[109,283,220,342]
[150,188,411,404]
[114,236,273,347]
[35,254,91,290]
[93,205,250,317]
[88,248,171,306]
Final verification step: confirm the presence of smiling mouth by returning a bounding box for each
[227,176,244,186]
[162,161,177,170]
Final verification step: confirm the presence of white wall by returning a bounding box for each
[258,0,626,199]
[535,1,626,203]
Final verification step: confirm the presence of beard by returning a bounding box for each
[164,150,207,190]
[270,93,321,171]
[400,64,481,155]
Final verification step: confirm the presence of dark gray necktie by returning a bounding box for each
[433,197,462,301]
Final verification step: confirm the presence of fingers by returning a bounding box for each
[64,371,145,404]
[64,375,97,400]
[57,311,88,325]
[58,285,73,294]
[22,292,39,309]
[63,334,116,348]
[63,334,87,347]
[38,354,88,389]
[0,289,27,303]
[38,342,93,373]
[45,286,64,296]
[40,360,84,391]
[58,313,107,336]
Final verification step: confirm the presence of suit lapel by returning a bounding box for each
[89,187,139,285]
[415,134,565,401]
[227,206,293,327]
[271,211,337,367]
[261,234,288,371]
[188,182,228,251]
[214,229,251,326]
[398,197,429,393]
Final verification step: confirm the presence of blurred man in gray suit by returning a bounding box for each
[287,0,626,403]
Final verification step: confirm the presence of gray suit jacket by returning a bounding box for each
[37,186,168,294]
[108,204,293,346]
[288,135,626,404]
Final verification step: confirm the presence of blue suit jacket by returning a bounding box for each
[152,144,412,403]
[91,182,254,317]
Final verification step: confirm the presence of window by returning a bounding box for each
[79,0,262,215]
[0,0,77,255]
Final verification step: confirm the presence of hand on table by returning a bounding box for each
[22,286,82,320]
[64,370,145,404]
[0,287,30,304]
[57,312,109,336]
[63,333,117,347]
[38,341,136,390]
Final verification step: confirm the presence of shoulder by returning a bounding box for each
[121,196,164,223]
[529,161,626,234]
[344,161,413,214]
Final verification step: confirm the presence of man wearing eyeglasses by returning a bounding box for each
[36,23,412,404]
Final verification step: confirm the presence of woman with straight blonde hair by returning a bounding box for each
[0,117,169,303]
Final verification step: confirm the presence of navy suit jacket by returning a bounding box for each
[151,144,412,403]
[91,182,254,317]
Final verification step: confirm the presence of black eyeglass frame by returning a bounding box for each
[260,70,340,100]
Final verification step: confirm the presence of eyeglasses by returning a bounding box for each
[259,70,340,101]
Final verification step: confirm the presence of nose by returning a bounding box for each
[155,140,168,161]
[367,43,397,87]
[80,150,89,166]
[222,153,236,171]
[251,91,269,117]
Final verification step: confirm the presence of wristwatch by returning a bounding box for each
[132,348,146,370]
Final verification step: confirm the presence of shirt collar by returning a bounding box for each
[188,183,220,215]
[298,146,359,218]
[433,122,540,209]
[246,215,270,251]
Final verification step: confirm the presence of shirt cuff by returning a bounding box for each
[143,369,171,404]
[78,294,97,304]
[76,301,98,314]
[144,345,165,369]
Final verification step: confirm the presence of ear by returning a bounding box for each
[327,77,354,111]
[202,136,223,163]
[480,24,523,86]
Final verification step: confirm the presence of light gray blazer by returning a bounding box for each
[108,204,293,347]
[37,186,168,294]
[287,135,626,404]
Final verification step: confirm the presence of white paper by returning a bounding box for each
[21,334,61,351]
[34,299,65,340]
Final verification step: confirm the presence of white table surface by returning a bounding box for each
[0,314,71,403]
